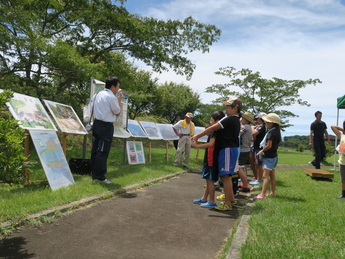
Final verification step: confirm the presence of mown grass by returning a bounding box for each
[239,155,345,258]
[2,139,343,259]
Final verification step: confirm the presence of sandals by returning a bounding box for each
[253,194,266,200]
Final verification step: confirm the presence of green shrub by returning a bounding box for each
[297,144,305,152]
[310,142,334,160]
[0,90,31,185]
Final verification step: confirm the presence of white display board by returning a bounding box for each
[29,129,75,190]
[194,126,208,143]
[126,141,146,165]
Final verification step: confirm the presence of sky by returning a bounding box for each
[121,0,345,137]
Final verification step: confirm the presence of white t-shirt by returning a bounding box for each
[173,120,191,135]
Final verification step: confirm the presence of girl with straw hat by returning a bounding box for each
[254,113,282,199]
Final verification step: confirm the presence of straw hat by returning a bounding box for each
[242,112,254,124]
[262,113,281,125]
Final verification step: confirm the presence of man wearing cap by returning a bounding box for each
[173,112,195,168]
[238,112,254,192]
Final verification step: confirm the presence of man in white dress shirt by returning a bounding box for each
[91,76,122,184]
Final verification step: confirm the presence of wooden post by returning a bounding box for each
[24,130,30,185]
[165,141,169,162]
[148,139,152,163]
[196,148,200,163]
[60,132,68,155]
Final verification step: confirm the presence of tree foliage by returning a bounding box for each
[0,0,221,106]
[205,67,321,127]
[152,82,201,124]
[0,90,31,185]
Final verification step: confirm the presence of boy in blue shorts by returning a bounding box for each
[191,97,242,211]
[192,111,225,208]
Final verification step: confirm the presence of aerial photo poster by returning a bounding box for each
[43,99,87,135]
[6,92,57,131]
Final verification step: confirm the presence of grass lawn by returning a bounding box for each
[1,139,344,258]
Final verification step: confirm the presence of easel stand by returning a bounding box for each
[147,139,152,162]
[24,130,30,185]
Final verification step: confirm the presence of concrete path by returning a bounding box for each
[0,170,253,259]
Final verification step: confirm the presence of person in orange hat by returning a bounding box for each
[173,112,195,169]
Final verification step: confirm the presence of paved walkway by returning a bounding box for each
[0,169,255,259]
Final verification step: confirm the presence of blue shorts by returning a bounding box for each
[262,157,278,170]
[218,147,239,177]
[201,166,218,181]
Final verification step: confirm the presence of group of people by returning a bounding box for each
[174,97,283,211]
[88,76,345,203]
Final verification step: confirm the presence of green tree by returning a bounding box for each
[193,103,224,127]
[205,67,321,127]
[0,0,221,107]
[152,82,201,124]
[0,90,31,185]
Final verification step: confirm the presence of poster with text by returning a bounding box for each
[139,121,162,140]
[194,126,208,143]
[6,92,57,130]
[126,141,145,165]
[29,129,75,190]
[127,119,148,138]
[43,100,87,134]
[156,123,179,140]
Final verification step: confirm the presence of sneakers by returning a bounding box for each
[193,198,207,204]
[253,194,265,199]
[238,186,251,192]
[214,203,232,211]
[93,179,112,184]
[337,195,345,199]
[200,201,217,208]
[217,194,225,201]
[249,180,261,185]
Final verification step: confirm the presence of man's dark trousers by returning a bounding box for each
[91,119,114,180]
[313,140,326,169]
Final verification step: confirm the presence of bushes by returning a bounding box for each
[0,90,31,185]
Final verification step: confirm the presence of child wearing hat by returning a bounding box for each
[191,97,242,211]
[254,113,282,199]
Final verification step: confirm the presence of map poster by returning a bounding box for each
[6,92,57,131]
[43,99,87,135]
[127,119,147,138]
[29,129,75,190]
[126,141,145,165]
[194,126,208,143]
[156,123,179,141]
[139,121,162,140]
